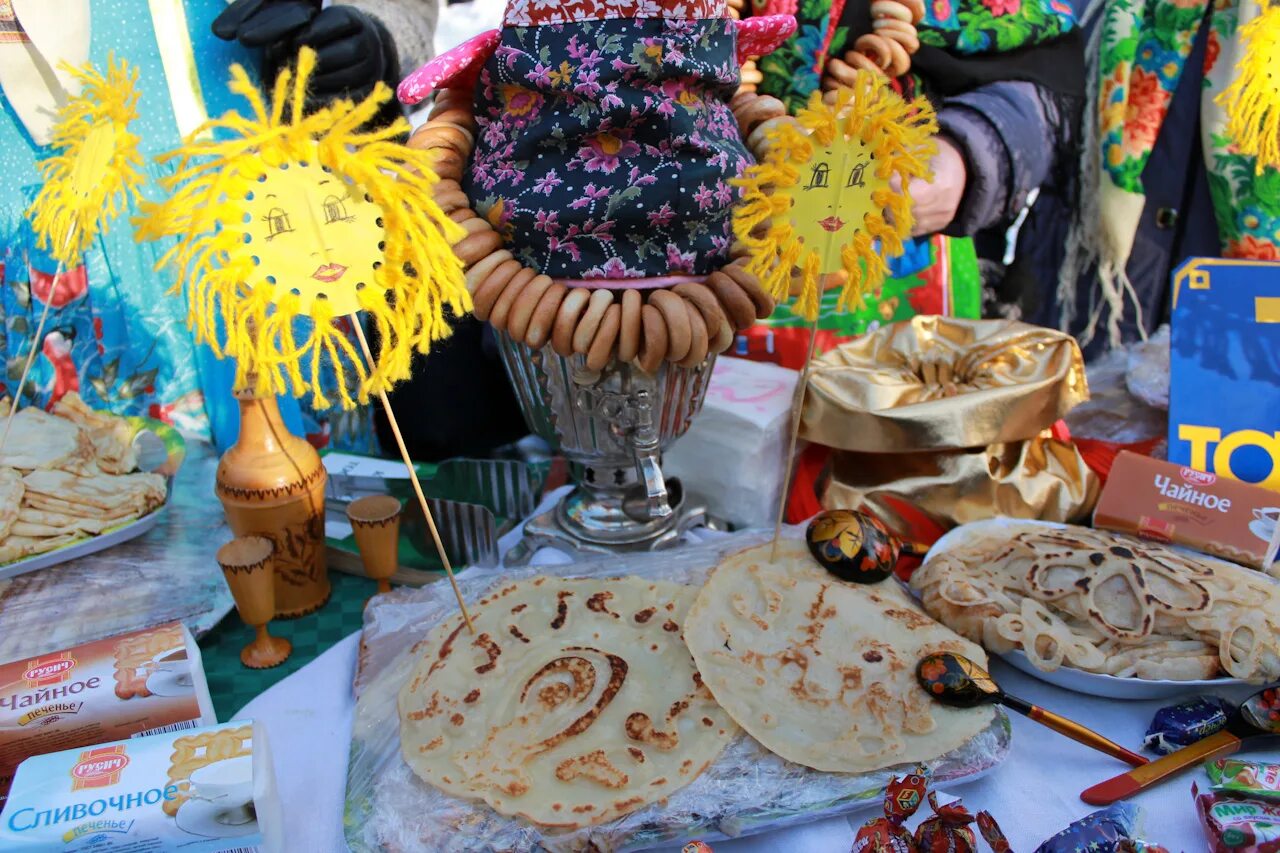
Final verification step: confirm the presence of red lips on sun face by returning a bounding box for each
[312,263,348,283]
[819,216,846,233]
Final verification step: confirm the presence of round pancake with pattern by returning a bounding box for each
[684,540,994,773]
[398,576,738,829]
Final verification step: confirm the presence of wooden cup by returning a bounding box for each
[216,536,292,669]
[346,495,403,595]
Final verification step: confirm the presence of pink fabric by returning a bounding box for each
[397,30,501,104]
[734,14,798,62]
[503,0,726,27]
[557,275,706,290]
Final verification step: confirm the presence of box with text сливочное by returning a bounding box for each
[0,719,280,852]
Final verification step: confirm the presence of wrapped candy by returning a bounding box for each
[1206,758,1280,801]
[977,811,1012,853]
[852,768,928,853]
[915,792,978,853]
[1034,804,1157,853]
[1143,696,1232,755]
[1195,783,1280,852]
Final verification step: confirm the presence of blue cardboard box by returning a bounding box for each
[1168,258,1280,491]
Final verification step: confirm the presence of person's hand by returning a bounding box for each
[891,135,968,237]
[213,0,318,48]
[213,1,396,105]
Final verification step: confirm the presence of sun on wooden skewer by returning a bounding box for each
[138,49,478,633]
[28,54,146,265]
[732,72,937,559]
[732,76,937,320]
[135,48,468,410]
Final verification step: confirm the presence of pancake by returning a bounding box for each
[399,576,738,829]
[684,540,994,773]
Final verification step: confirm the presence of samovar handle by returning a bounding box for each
[629,389,672,519]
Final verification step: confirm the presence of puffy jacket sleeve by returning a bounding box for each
[937,80,1060,236]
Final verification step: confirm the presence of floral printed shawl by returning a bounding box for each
[758,0,1076,112]
[1064,0,1278,346]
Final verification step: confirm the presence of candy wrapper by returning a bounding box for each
[852,770,1009,853]
[1207,759,1280,801]
[978,812,1011,853]
[1143,696,1232,755]
[1034,804,1152,853]
[852,769,928,853]
[915,792,978,853]
[1195,783,1280,852]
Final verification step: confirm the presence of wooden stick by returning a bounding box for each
[349,317,475,635]
[0,229,78,454]
[770,309,823,562]
[770,136,860,561]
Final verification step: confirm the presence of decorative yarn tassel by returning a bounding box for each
[1219,2,1280,172]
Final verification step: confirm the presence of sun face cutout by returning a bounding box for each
[733,78,937,319]
[244,157,385,316]
[136,49,468,410]
[784,135,886,276]
[29,57,144,265]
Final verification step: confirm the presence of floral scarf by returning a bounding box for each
[1067,0,1278,344]
[758,0,1076,112]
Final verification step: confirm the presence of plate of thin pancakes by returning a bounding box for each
[0,393,182,579]
[910,518,1270,699]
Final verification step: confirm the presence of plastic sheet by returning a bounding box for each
[344,529,1012,852]
[0,442,233,662]
[1065,328,1169,446]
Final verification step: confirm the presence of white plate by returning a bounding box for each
[0,503,166,581]
[1000,648,1248,700]
[923,517,1251,701]
[145,666,194,697]
[175,796,260,840]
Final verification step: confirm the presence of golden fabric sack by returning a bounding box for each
[800,317,1098,532]
[802,316,1089,452]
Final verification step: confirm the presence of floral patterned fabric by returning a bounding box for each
[758,0,1074,113]
[504,0,726,27]
[464,17,752,279]
[1098,0,1278,260]
[916,0,1073,53]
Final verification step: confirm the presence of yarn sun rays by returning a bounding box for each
[28,56,146,265]
[732,76,937,320]
[136,49,468,409]
[1220,2,1280,171]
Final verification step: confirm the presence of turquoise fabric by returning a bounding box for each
[0,0,316,450]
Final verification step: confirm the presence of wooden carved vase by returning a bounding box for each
[216,389,329,619]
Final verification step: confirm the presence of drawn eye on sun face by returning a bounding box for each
[322,192,355,224]
[242,157,386,315]
[263,206,294,240]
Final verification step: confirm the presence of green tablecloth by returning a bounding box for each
[198,571,375,720]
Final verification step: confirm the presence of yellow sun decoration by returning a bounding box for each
[135,48,468,409]
[733,75,938,320]
[1219,2,1280,172]
[28,55,146,266]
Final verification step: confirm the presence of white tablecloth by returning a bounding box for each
[238,632,1275,851]
[237,495,1276,850]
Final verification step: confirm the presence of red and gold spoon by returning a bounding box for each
[1082,685,1280,805]
[917,653,1149,767]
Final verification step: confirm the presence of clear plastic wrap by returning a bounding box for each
[1066,330,1169,446]
[344,530,1012,852]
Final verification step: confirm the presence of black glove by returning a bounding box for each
[213,0,402,121]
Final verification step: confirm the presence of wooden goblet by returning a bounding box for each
[346,495,403,595]
[216,536,292,669]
